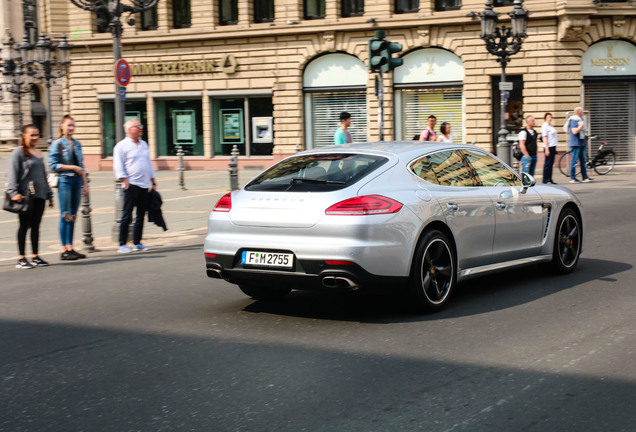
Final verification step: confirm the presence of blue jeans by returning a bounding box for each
[521,155,537,176]
[570,146,588,180]
[58,175,83,246]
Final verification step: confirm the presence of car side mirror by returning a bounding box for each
[521,172,536,193]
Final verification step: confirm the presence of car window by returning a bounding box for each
[461,150,521,187]
[410,150,478,187]
[245,153,388,192]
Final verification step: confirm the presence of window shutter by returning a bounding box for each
[309,91,368,147]
[399,87,463,141]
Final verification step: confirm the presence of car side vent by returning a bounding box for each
[543,205,552,239]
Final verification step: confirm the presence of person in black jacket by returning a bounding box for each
[7,125,54,269]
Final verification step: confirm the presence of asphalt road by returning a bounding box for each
[1,168,635,432]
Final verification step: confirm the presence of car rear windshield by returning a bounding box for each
[244,153,389,192]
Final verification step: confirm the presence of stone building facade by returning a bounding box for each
[3,0,635,170]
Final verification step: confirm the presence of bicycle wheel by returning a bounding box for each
[593,151,616,175]
[558,151,572,177]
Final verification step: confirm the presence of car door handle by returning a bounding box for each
[495,201,506,210]
[446,202,458,212]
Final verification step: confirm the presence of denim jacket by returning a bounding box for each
[49,136,85,176]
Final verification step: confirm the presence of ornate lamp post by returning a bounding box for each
[2,30,35,133]
[69,0,159,143]
[32,33,72,143]
[476,0,529,166]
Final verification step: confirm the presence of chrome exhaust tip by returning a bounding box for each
[322,275,359,291]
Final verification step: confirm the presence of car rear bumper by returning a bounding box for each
[204,254,407,292]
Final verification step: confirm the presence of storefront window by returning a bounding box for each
[212,97,274,156]
[155,99,203,156]
[101,101,149,157]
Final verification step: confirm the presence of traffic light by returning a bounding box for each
[368,30,403,73]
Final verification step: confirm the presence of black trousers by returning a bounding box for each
[543,146,558,183]
[119,185,150,246]
[17,198,46,256]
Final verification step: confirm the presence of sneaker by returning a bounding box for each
[582,178,593,183]
[61,251,78,261]
[569,179,581,184]
[16,258,34,269]
[133,243,149,252]
[70,250,86,259]
[118,245,132,253]
[32,256,49,267]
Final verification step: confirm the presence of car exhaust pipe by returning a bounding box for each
[322,275,359,291]
[206,267,224,279]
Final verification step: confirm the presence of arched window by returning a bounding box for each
[303,53,368,148]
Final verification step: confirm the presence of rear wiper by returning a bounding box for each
[290,177,345,185]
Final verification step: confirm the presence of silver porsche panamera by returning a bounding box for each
[204,142,583,312]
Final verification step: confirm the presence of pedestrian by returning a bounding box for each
[7,124,54,269]
[437,121,453,143]
[540,112,558,184]
[49,115,89,261]
[565,107,593,183]
[334,111,352,145]
[113,118,156,253]
[518,115,538,176]
[419,115,437,141]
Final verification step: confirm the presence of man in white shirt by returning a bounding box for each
[113,119,156,253]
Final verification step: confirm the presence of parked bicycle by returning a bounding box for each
[558,136,616,177]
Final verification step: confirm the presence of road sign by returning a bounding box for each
[115,59,131,87]
[499,81,513,91]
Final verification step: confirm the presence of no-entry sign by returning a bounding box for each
[115,59,131,87]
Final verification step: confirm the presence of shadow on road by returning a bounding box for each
[242,257,632,323]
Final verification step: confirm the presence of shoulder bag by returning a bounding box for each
[3,156,34,214]
[47,140,62,188]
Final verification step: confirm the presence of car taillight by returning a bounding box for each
[325,260,355,265]
[204,253,217,258]
[325,195,403,215]
[213,193,232,212]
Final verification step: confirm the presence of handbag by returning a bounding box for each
[47,172,59,188]
[512,144,523,161]
[3,181,34,214]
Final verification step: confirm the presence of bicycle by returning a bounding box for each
[558,136,616,177]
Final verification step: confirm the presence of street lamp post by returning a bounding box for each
[475,0,529,166]
[68,0,159,143]
[2,30,35,134]
[1,30,70,141]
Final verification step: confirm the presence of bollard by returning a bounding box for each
[228,144,239,191]
[112,179,124,242]
[80,173,96,252]
[177,145,186,190]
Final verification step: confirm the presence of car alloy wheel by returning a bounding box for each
[409,230,456,312]
[551,208,582,274]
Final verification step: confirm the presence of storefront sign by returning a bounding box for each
[583,40,636,76]
[131,54,238,76]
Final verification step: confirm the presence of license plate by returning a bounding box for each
[241,251,293,269]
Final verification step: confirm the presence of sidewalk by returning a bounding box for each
[0,152,259,267]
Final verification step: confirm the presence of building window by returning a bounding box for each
[141,5,158,30]
[173,0,191,28]
[156,99,203,156]
[101,101,149,157]
[96,8,110,33]
[254,0,274,23]
[342,0,364,17]
[435,0,461,11]
[304,0,326,19]
[395,0,419,13]
[492,0,513,5]
[220,0,239,25]
[212,97,274,156]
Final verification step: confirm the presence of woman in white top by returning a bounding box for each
[437,122,453,143]
[541,113,559,184]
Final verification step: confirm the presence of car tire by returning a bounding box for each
[408,230,456,313]
[549,208,582,274]
[239,284,291,301]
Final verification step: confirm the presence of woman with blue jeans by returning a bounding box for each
[48,115,89,261]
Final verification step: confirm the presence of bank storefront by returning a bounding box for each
[582,40,636,164]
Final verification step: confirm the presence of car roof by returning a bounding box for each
[301,141,485,160]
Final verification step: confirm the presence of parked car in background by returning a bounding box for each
[204,142,584,312]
